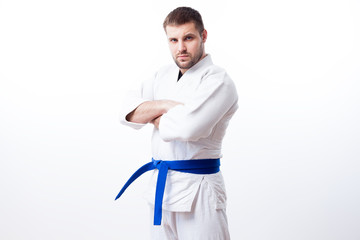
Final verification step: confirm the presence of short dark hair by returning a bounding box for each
[163,7,204,35]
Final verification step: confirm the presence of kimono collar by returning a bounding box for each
[185,54,213,74]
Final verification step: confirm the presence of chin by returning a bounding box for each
[176,61,190,69]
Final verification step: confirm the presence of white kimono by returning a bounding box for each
[120,54,238,215]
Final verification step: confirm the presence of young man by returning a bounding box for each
[116,7,238,239]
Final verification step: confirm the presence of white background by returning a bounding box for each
[1,0,359,239]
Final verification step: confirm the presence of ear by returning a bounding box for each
[201,29,208,43]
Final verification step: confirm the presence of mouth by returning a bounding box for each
[177,55,189,60]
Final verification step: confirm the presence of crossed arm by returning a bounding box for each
[126,100,183,128]
[123,71,238,142]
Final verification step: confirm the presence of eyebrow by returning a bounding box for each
[184,32,196,37]
[168,33,197,40]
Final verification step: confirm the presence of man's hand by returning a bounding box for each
[151,116,161,129]
[159,100,183,112]
[150,100,183,128]
[126,99,183,125]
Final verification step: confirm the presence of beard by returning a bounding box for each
[173,44,204,70]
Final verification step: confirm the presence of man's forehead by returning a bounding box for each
[165,22,198,37]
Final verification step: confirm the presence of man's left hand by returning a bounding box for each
[151,116,161,129]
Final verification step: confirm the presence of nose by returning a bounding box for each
[178,40,186,53]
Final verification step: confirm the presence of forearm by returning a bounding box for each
[126,100,181,124]
[158,77,238,142]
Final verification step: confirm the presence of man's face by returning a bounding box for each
[165,22,207,74]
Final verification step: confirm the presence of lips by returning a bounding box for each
[177,55,189,59]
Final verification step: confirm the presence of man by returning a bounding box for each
[116,7,238,240]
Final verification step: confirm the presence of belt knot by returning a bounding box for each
[152,159,163,169]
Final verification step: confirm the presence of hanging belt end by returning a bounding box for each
[114,192,122,201]
[153,219,162,226]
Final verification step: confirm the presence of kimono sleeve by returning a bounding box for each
[119,74,156,130]
[158,71,238,141]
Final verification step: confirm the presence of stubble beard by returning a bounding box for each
[174,44,204,71]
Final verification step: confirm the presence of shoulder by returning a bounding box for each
[199,63,238,100]
[150,64,176,84]
[201,64,235,87]
[156,64,178,76]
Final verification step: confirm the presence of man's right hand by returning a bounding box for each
[159,99,183,112]
[126,100,183,125]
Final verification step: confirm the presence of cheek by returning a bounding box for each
[169,44,178,53]
[188,42,200,53]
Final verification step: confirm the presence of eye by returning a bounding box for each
[185,36,193,40]
[170,38,178,43]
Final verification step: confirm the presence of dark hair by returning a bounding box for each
[163,7,204,35]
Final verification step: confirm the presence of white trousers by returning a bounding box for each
[150,180,230,240]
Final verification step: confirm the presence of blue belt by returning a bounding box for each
[115,158,220,225]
